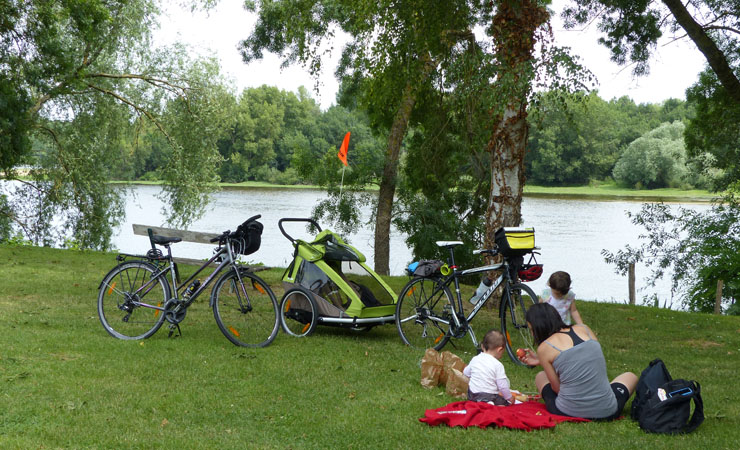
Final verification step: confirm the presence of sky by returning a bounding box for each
[156,1,708,110]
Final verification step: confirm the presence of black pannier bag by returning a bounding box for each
[233,219,263,256]
[632,359,704,434]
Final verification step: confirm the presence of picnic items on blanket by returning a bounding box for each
[420,348,468,398]
[420,400,589,431]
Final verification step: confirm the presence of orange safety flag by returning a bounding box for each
[337,132,350,166]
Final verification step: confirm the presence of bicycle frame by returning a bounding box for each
[421,245,517,349]
[119,238,251,314]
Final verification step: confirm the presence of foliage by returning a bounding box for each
[602,192,740,313]
[685,68,740,191]
[0,0,227,248]
[563,0,740,192]
[612,121,689,189]
[527,92,694,186]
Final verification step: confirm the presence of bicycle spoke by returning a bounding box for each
[213,270,279,348]
[396,277,452,350]
[98,262,169,340]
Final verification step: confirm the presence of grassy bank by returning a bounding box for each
[1,245,738,448]
[112,179,718,202]
[523,184,717,202]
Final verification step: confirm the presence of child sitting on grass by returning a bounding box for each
[463,329,514,405]
[541,271,582,325]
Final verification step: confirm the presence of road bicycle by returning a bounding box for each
[395,233,541,366]
[97,215,279,348]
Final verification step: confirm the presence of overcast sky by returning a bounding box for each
[156,1,707,110]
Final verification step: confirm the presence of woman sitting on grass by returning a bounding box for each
[519,303,637,420]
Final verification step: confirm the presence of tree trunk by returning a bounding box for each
[374,82,417,275]
[661,0,740,103]
[484,0,549,247]
[486,102,528,244]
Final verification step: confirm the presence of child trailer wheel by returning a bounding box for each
[280,286,318,337]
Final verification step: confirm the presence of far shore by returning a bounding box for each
[110,180,719,202]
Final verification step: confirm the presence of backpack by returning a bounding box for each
[631,359,704,434]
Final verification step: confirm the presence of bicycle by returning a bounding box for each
[395,228,542,366]
[97,215,280,348]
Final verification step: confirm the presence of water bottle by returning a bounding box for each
[185,279,201,298]
[469,277,492,304]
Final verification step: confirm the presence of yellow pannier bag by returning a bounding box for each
[494,227,535,257]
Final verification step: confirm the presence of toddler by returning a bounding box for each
[463,329,513,405]
[540,271,582,325]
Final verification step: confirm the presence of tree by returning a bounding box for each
[0,0,229,247]
[563,0,740,190]
[241,0,478,274]
[612,121,689,189]
[563,0,740,102]
[527,91,640,185]
[685,68,740,191]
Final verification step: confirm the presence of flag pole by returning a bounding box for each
[339,166,346,198]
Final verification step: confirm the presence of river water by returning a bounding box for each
[112,185,710,307]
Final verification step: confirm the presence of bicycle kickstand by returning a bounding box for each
[168,323,182,338]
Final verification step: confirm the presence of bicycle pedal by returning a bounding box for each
[168,323,182,338]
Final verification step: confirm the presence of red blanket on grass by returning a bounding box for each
[420,401,590,431]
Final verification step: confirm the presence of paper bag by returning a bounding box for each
[440,351,466,385]
[420,348,443,389]
[445,368,469,399]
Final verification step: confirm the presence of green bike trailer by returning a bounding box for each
[278,218,398,337]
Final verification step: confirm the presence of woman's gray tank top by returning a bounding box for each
[551,339,618,418]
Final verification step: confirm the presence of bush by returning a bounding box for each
[612,121,688,189]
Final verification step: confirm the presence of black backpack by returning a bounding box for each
[631,359,704,434]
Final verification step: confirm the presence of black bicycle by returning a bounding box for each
[97,215,279,348]
[395,229,541,366]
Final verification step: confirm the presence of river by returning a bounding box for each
[112,185,710,307]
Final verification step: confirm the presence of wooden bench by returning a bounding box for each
[132,224,268,271]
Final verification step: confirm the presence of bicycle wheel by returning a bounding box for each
[500,282,537,366]
[98,261,170,340]
[395,277,452,350]
[212,269,279,348]
[279,287,318,337]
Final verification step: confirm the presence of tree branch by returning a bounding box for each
[661,0,740,103]
[85,83,178,148]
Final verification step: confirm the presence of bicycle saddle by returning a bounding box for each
[435,241,463,249]
[150,235,182,246]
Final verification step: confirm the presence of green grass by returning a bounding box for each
[1,244,738,448]
[523,183,717,202]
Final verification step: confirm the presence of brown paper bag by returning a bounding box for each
[439,351,466,385]
[445,368,469,399]
[420,348,443,389]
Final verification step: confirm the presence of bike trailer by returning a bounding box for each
[278,218,398,336]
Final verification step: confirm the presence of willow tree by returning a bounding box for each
[241,0,478,274]
[0,0,229,248]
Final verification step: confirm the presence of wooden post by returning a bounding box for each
[714,280,724,315]
[628,263,636,306]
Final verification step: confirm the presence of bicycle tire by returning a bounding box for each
[98,261,170,340]
[395,277,452,350]
[279,287,319,337]
[212,268,279,348]
[500,282,537,366]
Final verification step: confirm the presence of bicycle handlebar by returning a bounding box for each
[209,215,263,244]
[278,217,322,243]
